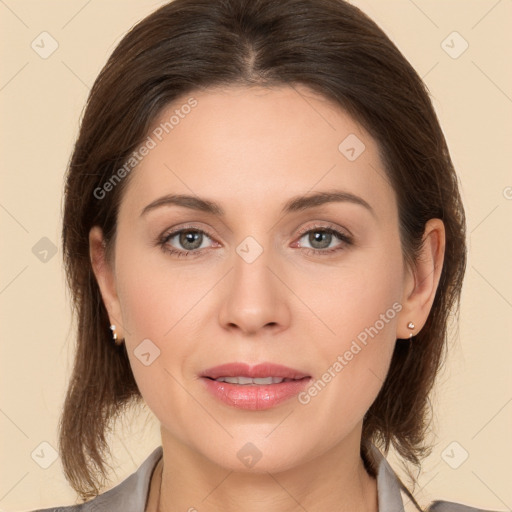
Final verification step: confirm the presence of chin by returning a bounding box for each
[192,434,314,474]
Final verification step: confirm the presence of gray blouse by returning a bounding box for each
[30,445,498,512]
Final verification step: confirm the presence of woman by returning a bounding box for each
[31,0,498,510]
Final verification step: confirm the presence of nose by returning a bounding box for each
[218,243,291,336]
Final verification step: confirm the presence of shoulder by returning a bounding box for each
[27,446,163,512]
[427,500,503,512]
[367,443,503,512]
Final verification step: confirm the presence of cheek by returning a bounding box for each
[113,241,215,403]
[300,236,403,350]
[295,298,399,451]
[297,239,403,421]
[115,264,197,431]
[115,247,202,340]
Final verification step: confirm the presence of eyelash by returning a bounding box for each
[157,223,353,258]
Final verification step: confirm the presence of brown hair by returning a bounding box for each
[60,0,466,504]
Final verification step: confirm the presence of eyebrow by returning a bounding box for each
[140,189,376,219]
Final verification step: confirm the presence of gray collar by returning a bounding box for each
[369,443,407,512]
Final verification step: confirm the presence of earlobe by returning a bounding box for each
[89,226,124,340]
[396,218,446,339]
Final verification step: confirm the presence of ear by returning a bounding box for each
[396,218,446,339]
[89,226,125,340]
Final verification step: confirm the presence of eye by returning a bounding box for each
[158,226,217,258]
[294,224,353,255]
[157,223,353,258]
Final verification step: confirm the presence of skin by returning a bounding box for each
[89,84,445,512]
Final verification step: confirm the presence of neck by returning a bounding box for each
[147,429,378,512]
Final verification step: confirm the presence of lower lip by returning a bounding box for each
[201,377,311,410]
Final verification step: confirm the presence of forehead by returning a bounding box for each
[119,85,395,221]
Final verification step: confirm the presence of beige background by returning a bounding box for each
[1,0,511,510]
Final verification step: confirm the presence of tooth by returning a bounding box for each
[223,377,240,384]
[253,377,274,385]
[237,376,254,385]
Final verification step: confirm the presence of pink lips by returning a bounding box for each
[200,362,311,410]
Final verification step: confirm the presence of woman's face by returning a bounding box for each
[92,85,421,472]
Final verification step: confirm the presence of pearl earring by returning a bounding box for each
[110,324,121,345]
[407,321,415,338]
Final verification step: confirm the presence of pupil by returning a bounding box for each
[310,230,331,249]
[180,230,202,250]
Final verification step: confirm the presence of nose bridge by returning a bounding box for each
[232,232,277,305]
[218,230,289,334]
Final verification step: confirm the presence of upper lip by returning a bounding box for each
[200,362,310,380]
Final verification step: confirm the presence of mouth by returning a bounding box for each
[200,362,311,410]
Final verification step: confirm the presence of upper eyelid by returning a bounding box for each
[295,222,352,238]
